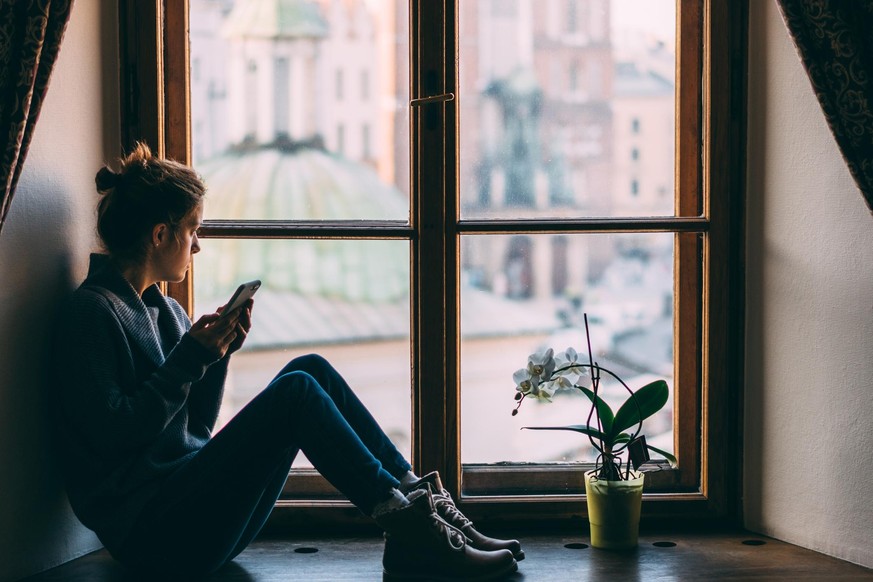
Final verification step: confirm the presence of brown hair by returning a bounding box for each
[95,142,205,262]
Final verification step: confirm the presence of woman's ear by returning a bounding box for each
[152,223,169,248]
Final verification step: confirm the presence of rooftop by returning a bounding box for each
[222,0,328,39]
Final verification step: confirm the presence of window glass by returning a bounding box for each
[189,0,410,221]
[459,0,676,219]
[193,238,412,467]
[460,233,674,464]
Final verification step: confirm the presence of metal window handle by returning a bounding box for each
[409,92,455,106]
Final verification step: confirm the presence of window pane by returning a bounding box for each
[459,0,676,219]
[460,233,674,463]
[193,238,412,467]
[189,0,410,221]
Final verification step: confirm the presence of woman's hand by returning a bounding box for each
[189,298,253,359]
[226,298,253,356]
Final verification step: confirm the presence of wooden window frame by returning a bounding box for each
[119,0,746,529]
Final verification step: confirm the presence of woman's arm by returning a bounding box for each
[185,300,252,435]
[187,356,229,435]
[57,291,218,453]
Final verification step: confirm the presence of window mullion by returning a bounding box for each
[119,0,162,155]
[410,0,455,485]
[164,0,193,313]
[673,0,705,490]
[699,0,747,516]
[458,217,709,234]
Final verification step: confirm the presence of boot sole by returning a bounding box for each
[471,547,524,561]
[383,558,518,581]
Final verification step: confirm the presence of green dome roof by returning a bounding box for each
[195,146,408,306]
[198,146,407,221]
[222,0,328,39]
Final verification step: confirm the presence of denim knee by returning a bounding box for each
[291,353,330,371]
[273,353,332,383]
[268,370,326,407]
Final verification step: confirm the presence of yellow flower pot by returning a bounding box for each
[584,470,645,549]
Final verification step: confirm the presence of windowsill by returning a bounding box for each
[23,531,872,580]
[274,463,704,531]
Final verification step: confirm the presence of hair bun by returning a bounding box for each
[95,166,118,192]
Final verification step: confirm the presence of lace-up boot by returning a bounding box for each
[375,488,517,581]
[403,471,525,560]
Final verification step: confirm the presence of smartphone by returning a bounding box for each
[219,280,260,320]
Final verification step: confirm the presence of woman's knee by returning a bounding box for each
[272,353,331,381]
[267,370,327,407]
[288,353,332,375]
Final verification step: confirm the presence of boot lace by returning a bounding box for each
[432,488,473,530]
[430,512,468,551]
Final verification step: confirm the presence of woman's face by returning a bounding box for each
[153,204,203,283]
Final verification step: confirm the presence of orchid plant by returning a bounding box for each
[512,320,677,482]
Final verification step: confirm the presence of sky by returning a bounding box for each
[611,0,676,52]
[360,0,677,50]
[611,0,676,37]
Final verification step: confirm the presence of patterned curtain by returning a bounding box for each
[0,0,75,236]
[776,1,873,213]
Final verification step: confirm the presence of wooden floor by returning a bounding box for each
[22,532,873,581]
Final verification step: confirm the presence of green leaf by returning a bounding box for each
[575,386,615,437]
[521,425,607,450]
[611,379,669,438]
[610,432,677,468]
[646,444,678,468]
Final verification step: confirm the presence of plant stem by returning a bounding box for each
[584,314,607,462]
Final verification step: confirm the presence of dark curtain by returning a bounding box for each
[0,0,74,235]
[777,1,873,213]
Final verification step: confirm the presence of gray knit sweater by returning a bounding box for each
[54,254,228,551]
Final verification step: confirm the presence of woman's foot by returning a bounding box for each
[401,472,525,561]
[375,488,517,581]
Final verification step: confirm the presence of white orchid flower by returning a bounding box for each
[551,375,574,391]
[526,348,556,381]
[554,347,588,385]
[533,379,560,401]
[554,347,577,368]
[513,349,568,402]
[513,368,539,395]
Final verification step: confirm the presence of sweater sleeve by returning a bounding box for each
[188,356,230,436]
[57,292,218,453]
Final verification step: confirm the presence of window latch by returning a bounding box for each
[409,92,455,107]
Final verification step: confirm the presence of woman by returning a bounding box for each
[54,144,523,580]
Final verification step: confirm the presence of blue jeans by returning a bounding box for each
[115,354,411,577]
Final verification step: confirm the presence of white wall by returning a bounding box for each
[744,0,873,569]
[0,2,119,580]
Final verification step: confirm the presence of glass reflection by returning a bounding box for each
[459,0,677,219]
[189,0,410,221]
[460,233,674,463]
